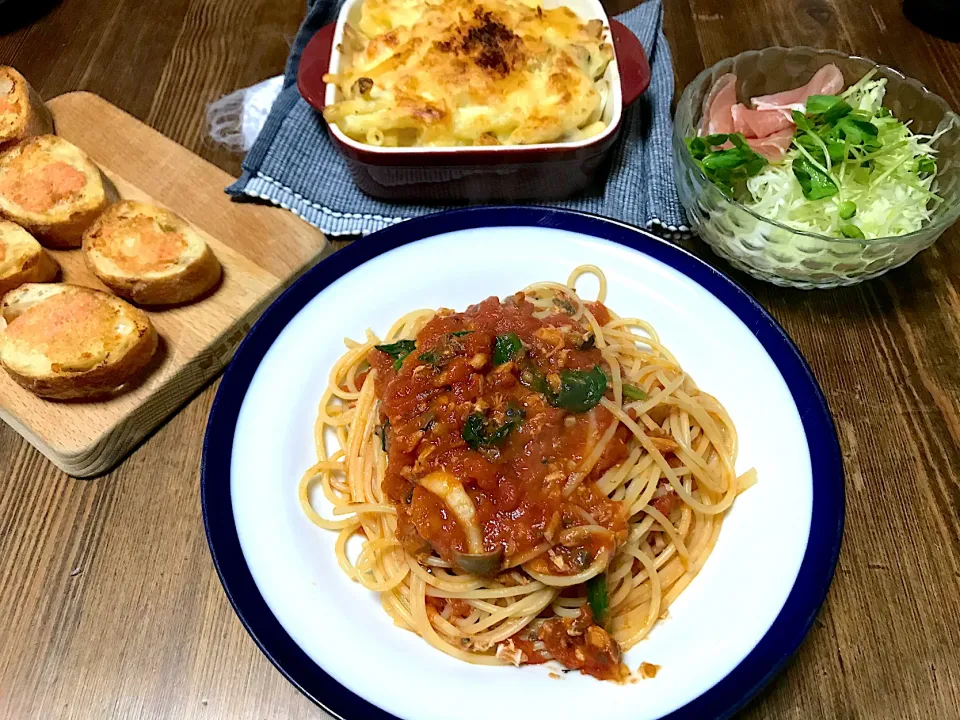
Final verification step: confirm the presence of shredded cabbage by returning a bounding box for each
[741,74,942,239]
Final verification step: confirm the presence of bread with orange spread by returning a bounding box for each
[82,201,221,305]
[0,220,58,297]
[0,283,158,400]
[0,67,53,149]
[0,135,108,249]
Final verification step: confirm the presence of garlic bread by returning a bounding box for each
[82,200,221,305]
[0,283,158,400]
[0,135,108,249]
[0,220,58,297]
[0,67,53,149]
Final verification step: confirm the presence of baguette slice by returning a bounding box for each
[0,135,108,249]
[0,67,53,150]
[0,283,158,400]
[82,201,222,305]
[0,220,58,297]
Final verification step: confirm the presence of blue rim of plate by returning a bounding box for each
[201,206,844,720]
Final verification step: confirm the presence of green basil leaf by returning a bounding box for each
[622,384,648,401]
[451,330,473,337]
[792,156,838,200]
[552,365,607,413]
[586,575,608,625]
[519,364,551,394]
[418,351,439,364]
[462,413,487,450]
[462,408,524,449]
[375,339,417,371]
[493,332,523,365]
[487,412,524,447]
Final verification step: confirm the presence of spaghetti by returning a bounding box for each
[299,266,755,681]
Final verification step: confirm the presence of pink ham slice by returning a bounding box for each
[696,66,843,164]
[750,64,845,116]
[744,127,794,161]
[699,73,737,135]
[731,103,794,138]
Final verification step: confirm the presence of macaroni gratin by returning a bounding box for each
[322,0,614,147]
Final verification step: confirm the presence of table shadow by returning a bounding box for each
[0,0,61,35]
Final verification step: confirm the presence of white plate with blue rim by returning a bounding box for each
[202,206,843,720]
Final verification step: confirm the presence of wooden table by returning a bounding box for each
[1,0,959,718]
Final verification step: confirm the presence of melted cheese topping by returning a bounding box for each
[3,289,141,374]
[323,0,613,147]
[94,216,187,274]
[0,136,98,216]
[84,205,197,277]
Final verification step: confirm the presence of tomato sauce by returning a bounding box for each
[538,606,627,681]
[372,292,629,569]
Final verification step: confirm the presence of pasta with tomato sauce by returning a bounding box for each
[299,265,756,681]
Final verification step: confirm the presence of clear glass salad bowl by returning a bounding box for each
[673,47,960,289]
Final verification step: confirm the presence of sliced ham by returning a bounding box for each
[750,63,845,116]
[731,102,794,138]
[695,65,844,166]
[699,72,737,135]
[744,128,794,162]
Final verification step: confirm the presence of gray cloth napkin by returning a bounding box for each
[227,0,686,237]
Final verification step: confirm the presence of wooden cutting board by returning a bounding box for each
[0,92,327,477]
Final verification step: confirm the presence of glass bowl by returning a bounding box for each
[673,47,960,289]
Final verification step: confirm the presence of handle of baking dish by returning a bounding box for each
[297,22,336,111]
[610,20,651,107]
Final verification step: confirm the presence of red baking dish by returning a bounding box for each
[297,0,651,202]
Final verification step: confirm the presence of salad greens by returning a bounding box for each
[686,133,768,196]
[689,70,943,239]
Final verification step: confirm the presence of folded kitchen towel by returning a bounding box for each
[226,0,687,237]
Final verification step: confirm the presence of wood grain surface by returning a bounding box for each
[1,0,959,718]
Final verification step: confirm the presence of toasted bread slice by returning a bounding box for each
[0,135,108,249]
[0,67,53,150]
[82,200,221,305]
[0,283,158,400]
[0,220,58,297]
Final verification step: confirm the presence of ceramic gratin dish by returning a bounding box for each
[297,0,651,202]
